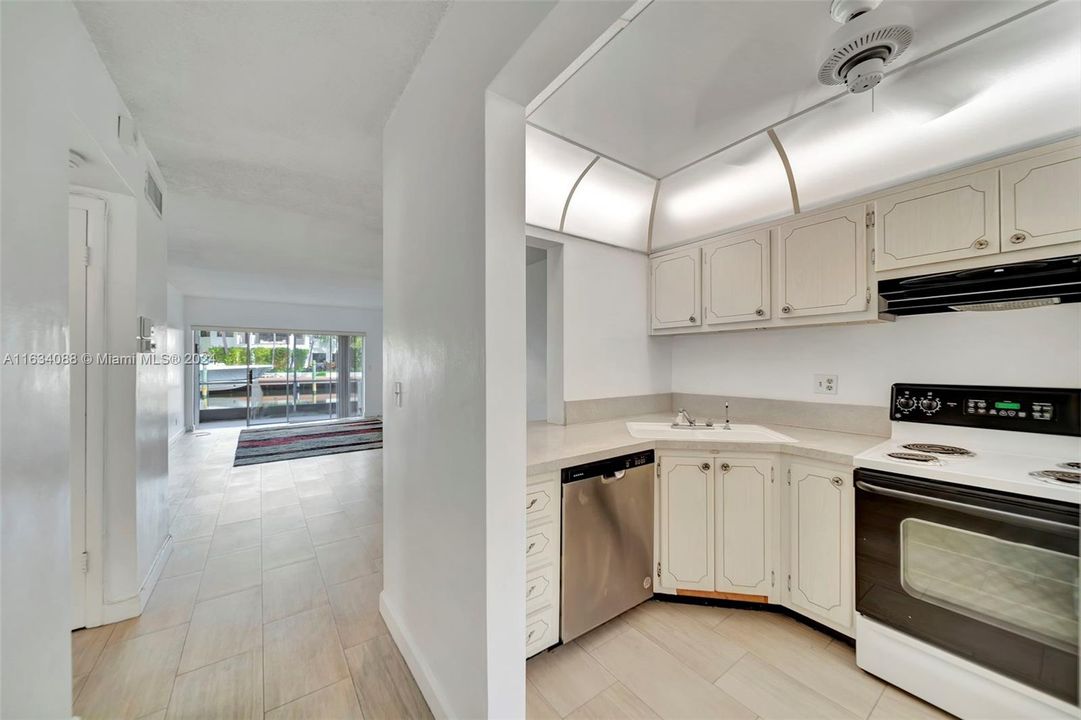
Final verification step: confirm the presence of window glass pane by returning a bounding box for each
[526,126,596,231]
[652,133,790,250]
[901,518,1078,651]
[562,158,656,252]
[776,1,1081,211]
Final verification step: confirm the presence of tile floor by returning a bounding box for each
[527,600,956,720]
[72,425,431,720]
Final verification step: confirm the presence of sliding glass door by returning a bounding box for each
[196,328,365,426]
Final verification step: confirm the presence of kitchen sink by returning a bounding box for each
[625,422,798,443]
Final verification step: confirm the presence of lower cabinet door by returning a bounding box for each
[659,456,715,591]
[787,461,854,631]
[715,458,774,597]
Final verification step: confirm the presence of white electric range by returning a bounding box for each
[852,383,1080,720]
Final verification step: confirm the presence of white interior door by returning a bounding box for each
[69,194,107,629]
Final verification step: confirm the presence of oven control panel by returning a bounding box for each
[892,384,1080,436]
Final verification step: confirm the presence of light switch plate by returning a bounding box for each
[814,374,838,395]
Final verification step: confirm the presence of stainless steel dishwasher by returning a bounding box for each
[561,450,654,642]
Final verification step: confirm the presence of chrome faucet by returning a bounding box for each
[673,408,697,427]
[722,401,732,430]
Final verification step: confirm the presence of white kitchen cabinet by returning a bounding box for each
[650,248,701,330]
[658,455,714,591]
[1000,146,1081,252]
[776,203,869,318]
[526,472,560,657]
[703,230,771,325]
[714,457,775,597]
[785,460,854,634]
[875,169,999,271]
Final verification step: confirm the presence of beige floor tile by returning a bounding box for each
[75,624,187,720]
[166,649,261,720]
[566,683,660,720]
[354,523,382,559]
[715,653,860,720]
[293,478,332,499]
[587,627,755,720]
[198,547,262,601]
[263,605,349,710]
[263,527,316,570]
[345,634,433,720]
[870,686,955,720]
[713,609,831,655]
[137,710,167,720]
[527,679,561,720]
[300,492,342,518]
[327,571,385,649]
[207,518,261,557]
[623,601,745,682]
[307,511,361,547]
[576,615,632,653]
[73,624,115,678]
[263,487,301,510]
[109,573,201,644]
[179,587,262,674]
[161,539,211,579]
[262,504,307,537]
[341,499,381,528]
[315,536,379,585]
[331,480,376,504]
[263,558,329,624]
[264,678,364,720]
[179,493,224,517]
[527,642,616,716]
[73,673,88,701]
[169,514,217,542]
[218,497,261,525]
[260,462,293,482]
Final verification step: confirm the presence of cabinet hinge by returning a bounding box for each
[771,570,775,587]
[786,468,791,486]
[866,210,875,228]
[870,248,876,266]
[80,551,88,574]
[656,561,661,580]
[83,246,91,267]
[770,467,774,484]
[866,286,872,306]
[656,462,661,479]
[787,573,792,591]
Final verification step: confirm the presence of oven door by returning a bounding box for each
[855,468,1079,705]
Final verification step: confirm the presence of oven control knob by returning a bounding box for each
[896,396,916,412]
[919,397,941,413]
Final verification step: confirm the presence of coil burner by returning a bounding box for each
[901,443,974,457]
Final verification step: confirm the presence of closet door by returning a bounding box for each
[776,203,868,319]
[1000,146,1081,252]
[703,230,770,325]
[650,248,701,331]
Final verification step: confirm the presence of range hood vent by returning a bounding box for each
[878,255,1080,315]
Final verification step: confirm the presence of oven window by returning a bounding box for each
[900,518,1078,651]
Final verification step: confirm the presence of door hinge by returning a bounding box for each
[80,551,88,574]
[787,573,792,591]
[866,210,875,228]
[656,561,661,580]
[82,246,91,267]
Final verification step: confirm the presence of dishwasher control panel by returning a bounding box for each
[562,450,655,483]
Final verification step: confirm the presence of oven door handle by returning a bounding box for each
[855,480,1077,534]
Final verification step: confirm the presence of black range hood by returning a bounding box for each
[878,255,1081,316]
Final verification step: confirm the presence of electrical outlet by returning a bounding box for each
[814,374,838,395]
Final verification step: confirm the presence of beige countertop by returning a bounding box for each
[527,413,888,475]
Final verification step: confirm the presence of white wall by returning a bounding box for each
[671,304,1081,407]
[182,295,384,422]
[166,284,186,440]
[527,256,548,421]
[1,2,169,715]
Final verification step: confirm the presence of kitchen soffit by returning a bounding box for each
[528,0,1045,178]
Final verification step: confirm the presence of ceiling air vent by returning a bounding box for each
[145,172,163,218]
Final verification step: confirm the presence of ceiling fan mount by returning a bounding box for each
[819,0,914,94]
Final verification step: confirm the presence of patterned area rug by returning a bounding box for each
[233,417,383,466]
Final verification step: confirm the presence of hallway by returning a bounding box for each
[70,428,427,720]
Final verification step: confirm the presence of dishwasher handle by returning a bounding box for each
[601,470,626,484]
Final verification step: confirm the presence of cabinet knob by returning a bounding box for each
[700,462,711,472]
[831,476,844,487]
[688,315,696,323]
[1009,233,1026,245]
[526,497,537,510]
[721,463,731,472]
[755,308,765,317]
[781,304,792,314]
[973,239,989,249]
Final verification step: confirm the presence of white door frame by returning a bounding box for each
[69,192,108,629]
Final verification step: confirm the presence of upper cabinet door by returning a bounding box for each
[1000,146,1081,252]
[659,456,715,592]
[715,458,774,597]
[776,204,868,318]
[875,169,1000,271]
[650,248,701,331]
[703,230,771,325]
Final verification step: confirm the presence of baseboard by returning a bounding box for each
[379,592,453,720]
[99,533,172,625]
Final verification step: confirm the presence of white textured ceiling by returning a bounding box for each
[530,0,1042,177]
[76,0,448,308]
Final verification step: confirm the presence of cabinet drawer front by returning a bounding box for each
[526,525,556,565]
[525,563,556,615]
[1001,147,1081,252]
[876,169,999,271]
[526,483,558,525]
[526,606,558,657]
